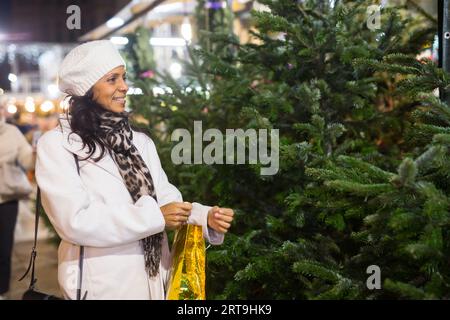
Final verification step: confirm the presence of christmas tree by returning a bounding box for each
[124,0,448,299]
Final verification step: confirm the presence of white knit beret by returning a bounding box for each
[58,40,126,96]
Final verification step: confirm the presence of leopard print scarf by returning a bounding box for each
[98,110,162,278]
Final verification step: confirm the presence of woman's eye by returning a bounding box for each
[108,78,116,83]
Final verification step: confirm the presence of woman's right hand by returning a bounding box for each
[160,201,192,230]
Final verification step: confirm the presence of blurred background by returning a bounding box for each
[1,0,448,300]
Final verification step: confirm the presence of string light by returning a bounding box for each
[110,36,129,45]
[169,62,182,79]
[8,73,17,82]
[7,104,17,114]
[150,37,186,46]
[25,97,35,112]
[47,84,59,99]
[181,17,192,42]
[40,100,55,112]
[106,17,124,28]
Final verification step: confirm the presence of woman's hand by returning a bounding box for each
[160,201,192,230]
[207,206,234,234]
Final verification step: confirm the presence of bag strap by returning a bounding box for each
[18,189,40,288]
[73,154,86,300]
[19,153,86,300]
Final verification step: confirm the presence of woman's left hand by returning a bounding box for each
[207,206,234,234]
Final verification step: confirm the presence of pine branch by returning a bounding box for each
[336,155,395,182]
[324,180,391,196]
[384,279,428,299]
[292,260,341,283]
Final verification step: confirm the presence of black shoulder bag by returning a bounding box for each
[19,154,87,300]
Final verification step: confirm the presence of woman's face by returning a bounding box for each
[92,65,128,113]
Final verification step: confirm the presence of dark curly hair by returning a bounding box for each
[65,89,111,162]
[65,90,150,162]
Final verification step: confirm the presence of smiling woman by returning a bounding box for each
[34,40,234,300]
[92,66,128,113]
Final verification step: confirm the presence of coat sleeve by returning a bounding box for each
[13,126,34,170]
[35,130,166,247]
[144,136,224,245]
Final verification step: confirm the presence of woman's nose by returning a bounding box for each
[118,78,128,92]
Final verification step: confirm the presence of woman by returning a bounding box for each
[0,104,34,299]
[35,40,234,300]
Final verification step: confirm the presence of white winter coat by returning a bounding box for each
[35,117,223,300]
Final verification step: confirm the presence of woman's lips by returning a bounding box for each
[113,97,126,104]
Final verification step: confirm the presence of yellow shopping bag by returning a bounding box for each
[167,224,206,300]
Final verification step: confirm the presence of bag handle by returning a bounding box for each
[19,153,86,300]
